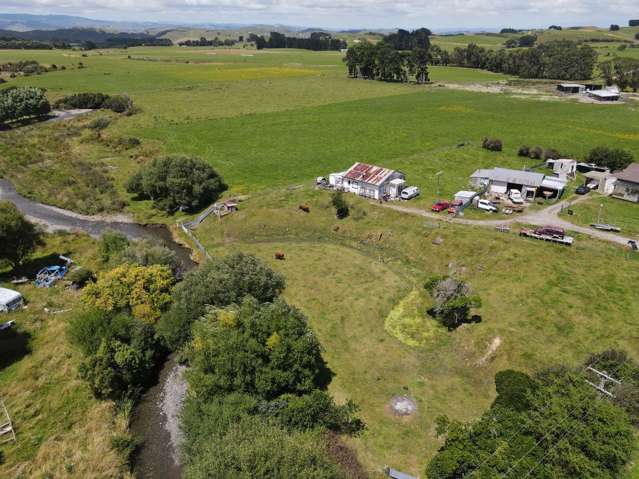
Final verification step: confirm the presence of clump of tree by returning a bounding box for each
[0,87,51,124]
[549,25,563,30]
[610,24,621,31]
[343,28,432,83]
[180,253,364,477]
[126,155,226,214]
[265,31,347,51]
[505,34,537,48]
[54,92,134,114]
[446,40,597,80]
[157,252,285,349]
[0,60,48,75]
[631,20,639,27]
[600,58,639,92]
[178,37,237,47]
[331,191,350,219]
[481,137,503,152]
[83,263,174,324]
[587,146,634,171]
[98,229,180,274]
[0,201,42,270]
[0,38,59,49]
[68,308,165,401]
[426,353,638,478]
[424,276,482,330]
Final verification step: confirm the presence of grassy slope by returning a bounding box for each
[194,186,639,475]
[0,234,131,478]
[561,194,639,238]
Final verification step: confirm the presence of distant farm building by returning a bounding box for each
[470,167,567,200]
[612,163,639,203]
[557,83,585,94]
[589,89,620,102]
[329,163,406,200]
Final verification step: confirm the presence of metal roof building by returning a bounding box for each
[329,163,406,200]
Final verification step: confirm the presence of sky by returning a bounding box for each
[1,0,638,30]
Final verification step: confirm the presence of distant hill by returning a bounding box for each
[0,13,167,32]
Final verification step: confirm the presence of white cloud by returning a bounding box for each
[3,0,638,29]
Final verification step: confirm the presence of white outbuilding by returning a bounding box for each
[329,163,406,200]
[0,288,23,313]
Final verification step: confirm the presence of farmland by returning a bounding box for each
[1,41,639,477]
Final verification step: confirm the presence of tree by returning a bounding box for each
[410,48,430,84]
[424,276,482,330]
[99,229,130,264]
[83,264,174,323]
[518,34,537,47]
[426,366,635,478]
[587,147,634,171]
[610,24,620,31]
[184,416,345,479]
[0,87,50,124]
[157,253,285,349]
[0,201,42,269]
[331,192,349,219]
[187,297,326,400]
[126,155,226,213]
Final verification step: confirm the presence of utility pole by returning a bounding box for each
[585,366,621,398]
[435,171,443,202]
[597,203,604,224]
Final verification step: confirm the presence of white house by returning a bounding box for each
[547,159,577,179]
[329,163,406,200]
[0,288,23,313]
[584,171,617,195]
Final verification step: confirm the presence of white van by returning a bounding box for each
[0,288,23,313]
[400,186,421,200]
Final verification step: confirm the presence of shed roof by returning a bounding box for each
[541,176,567,190]
[386,468,418,479]
[615,163,639,184]
[0,288,22,306]
[589,90,620,98]
[344,162,398,186]
[471,168,545,187]
[559,83,585,88]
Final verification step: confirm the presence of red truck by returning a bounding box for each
[431,200,450,212]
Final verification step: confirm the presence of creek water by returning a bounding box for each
[0,179,193,479]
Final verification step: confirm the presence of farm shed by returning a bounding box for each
[329,163,406,200]
[454,190,479,206]
[612,164,639,203]
[589,90,620,102]
[470,168,545,200]
[557,83,585,94]
[584,171,617,195]
[549,159,577,179]
[0,288,23,313]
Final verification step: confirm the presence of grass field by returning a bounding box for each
[0,234,132,478]
[561,194,639,238]
[193,186,639,475]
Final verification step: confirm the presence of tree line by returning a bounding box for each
[249,31,347,51]
[178,36,238,47]
[437,40,598,80]
[343,29,432,83]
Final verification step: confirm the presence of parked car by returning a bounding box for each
[431,200,450,212]
[448,199,463,214]
[477,199,498,212]
[508,190,524,204]
[575,185,590,195]
[535,226,565,239]
[400,186,421,200]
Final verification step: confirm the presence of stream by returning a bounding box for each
[0,179,193,479]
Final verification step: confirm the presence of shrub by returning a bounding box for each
[0,201,42,268]
[55,92,110,110]
[544,148,561,160]
[126,155,227,213]
[529,146,543,159]
[66,267,95,288]
[103,94,133,114]
[157,253,285,349]
[424,275,482,330]
[331,191,349,219]
[0,86,51,123]
[111,434,140,466]
[88,117,111,131]
[99,229,130,264]
[518,145,530,157]
[482,137,503,152]
[587,146,634,171]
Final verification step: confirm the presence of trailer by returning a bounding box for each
[590,224,621,232]
[519,228,574,246]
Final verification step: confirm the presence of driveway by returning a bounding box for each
[382,196,634,247]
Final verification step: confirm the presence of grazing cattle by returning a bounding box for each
[299,204,310,213]
[275,252,286,260]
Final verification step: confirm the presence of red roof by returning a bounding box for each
[615,163,639,184]
[344,163,395,186]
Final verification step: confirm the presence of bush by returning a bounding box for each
[529,146,543,159]
[157,253,285,349]
[66,267,95,288]
[424,276,482,330]
[99,229,130,264]
[55,92,110,110]
[88,117,111,131]
[481,137,503,152]
[111,434,140,466]
[587,146,634,171]
[517,145,530,157]
[331,191,349,219]
[544,148,561,160]
[126,155,227,213]
[0,201,42,268]
[103,94,133,114]
[0,86,51,123]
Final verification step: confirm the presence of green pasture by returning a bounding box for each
[431,33,510,51]
[561,195,639,238]
[194,186,639,475]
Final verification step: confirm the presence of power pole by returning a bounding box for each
[435,171,443,202]
[585,366,621,398]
